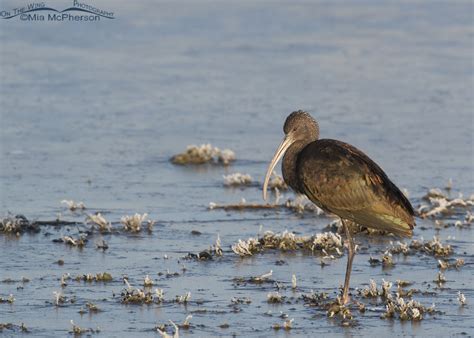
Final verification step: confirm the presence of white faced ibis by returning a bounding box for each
[263,110,415,304]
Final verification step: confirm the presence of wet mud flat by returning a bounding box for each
[1,170,473,337]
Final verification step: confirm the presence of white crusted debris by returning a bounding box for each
[121,213,149,232]
[223,173,252,186]
[86,213,111,232]
[61,200,86,211]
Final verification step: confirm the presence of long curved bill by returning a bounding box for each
[262,135,294,201]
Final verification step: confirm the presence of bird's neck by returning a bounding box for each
[282,140,310,194]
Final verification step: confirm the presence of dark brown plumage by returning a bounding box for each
[263,110,415,304]
[298,139,415,237]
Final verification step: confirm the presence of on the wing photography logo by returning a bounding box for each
[0,1,114,21]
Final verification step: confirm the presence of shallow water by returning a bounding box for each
[1,1,473,337]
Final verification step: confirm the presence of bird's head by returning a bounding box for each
[283,110,319,139]
[263,110,319,201]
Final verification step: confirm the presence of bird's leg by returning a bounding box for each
[341,219,355,305]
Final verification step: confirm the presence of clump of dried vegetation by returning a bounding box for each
[0,323,28,333]
[438,258,464,270]
[1,277,30,284]
[121,279,164,304]
[52,291,75,306]
[284,195,325,214]
[231,296,252,304]
[381,252,395,267]
[266,172,288,191]
[388,237,453,257]
[175,291,191,304]
[291,274,297,290]
[74,272,112,283]
[0,294,15,304]
[0,215,38,234]
[61,200,86,211]
[434,271,447,286]
[120,278,165,304]
[183,234,223,260]
[359,279,401,299]
[327,297,354,321]
[70,320,100,335]
[82,212,157,234]
[232,270,274,286]
[121,213,154,232]
[267,291,284,303]
[143,275,154,287]
[121,288,154,304]
[86,213,111,232]
[56,235,88,247]
[223,173,252,186]
[301,290,329,307]
[155,320,179,338]
[381,294,435,321]
[418,188,473,219]
[457,291,467,306]
[180,315,193,330]
[231,230,343,257]
[171,144,235,165]
[78,302,101,314]
[355,279,436,321]
[300,277,435,323]
[272,318,294,331]
[368,253,394,267]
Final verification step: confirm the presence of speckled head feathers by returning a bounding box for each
[283,110,319,141]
